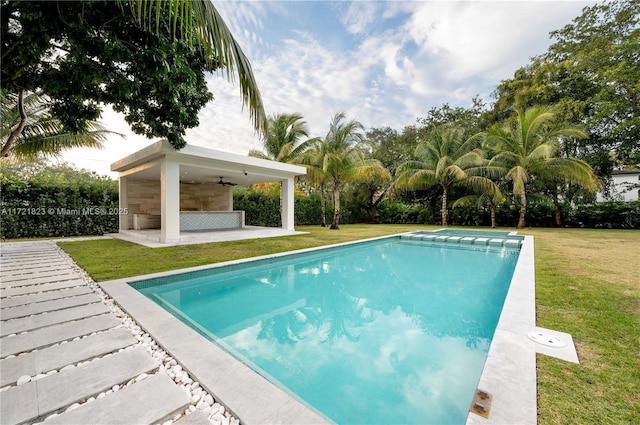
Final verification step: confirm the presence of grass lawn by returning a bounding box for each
[58,225,639,424]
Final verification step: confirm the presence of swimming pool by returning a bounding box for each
[130,236,520,424]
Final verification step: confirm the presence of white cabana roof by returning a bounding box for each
[111,140,306,185]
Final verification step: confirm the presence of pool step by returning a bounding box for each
[401,233,522,248]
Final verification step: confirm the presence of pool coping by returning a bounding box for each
[99,233,536,425]
[466,234,537,424]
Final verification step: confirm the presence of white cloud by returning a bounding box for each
[341,1,379,35]
[61,1,596,176]
[404,1,593,81]
[185,76,260,155]
[249,31,373,137]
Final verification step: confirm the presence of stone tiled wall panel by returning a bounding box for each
[127,179,161,215]
[126,180,232,214]
[180,183,231,211]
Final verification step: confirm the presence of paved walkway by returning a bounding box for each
[0,241,214,425]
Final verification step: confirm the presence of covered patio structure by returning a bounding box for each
[111,141,307,246]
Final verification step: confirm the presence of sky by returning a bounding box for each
[61,0,596,178]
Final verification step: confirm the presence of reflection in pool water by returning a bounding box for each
[136,239,518,424]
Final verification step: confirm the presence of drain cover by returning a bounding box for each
[469,388,492,418]
[527,331,566,347]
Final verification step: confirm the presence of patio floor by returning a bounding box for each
[112,226,308,248]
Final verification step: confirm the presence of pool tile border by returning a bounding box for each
[100,233,537,425]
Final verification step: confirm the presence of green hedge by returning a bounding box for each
[233,188,281,227]
[449,200,640,228]
[1,172,119,239]
[233,186,639,229]
[566,201,640,229]
[449,202,556,228]
[375,201,437,224]
[233,189,334,227]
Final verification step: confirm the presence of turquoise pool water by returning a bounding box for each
[133,237,519,424]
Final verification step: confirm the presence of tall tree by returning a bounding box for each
[397,125,497,226]
[300,138,331,227]
[249,112,317,214]
[417,96,489,135]
[319,112,389,230]
[488,0,640,170]
[365,127,413,175]
[546,0,639,166]
[1,0,265,151]
[348,129,397,223]
[486,106,599,229]
[1,92,117,161]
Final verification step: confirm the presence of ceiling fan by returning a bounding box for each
[217,176,237,186]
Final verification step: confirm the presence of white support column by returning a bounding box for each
[161,159,180,243]
[281,177,295,230]
[118,176,128,230]
[226,186,233,211]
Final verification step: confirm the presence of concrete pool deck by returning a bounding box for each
[1,234,578,424]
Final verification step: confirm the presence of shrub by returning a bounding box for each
[233,187,281,227]
[233,187,341,227]
[0,165,119,238]
[376,201,437,224]
[566,201,640,229]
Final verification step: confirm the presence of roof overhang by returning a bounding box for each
[111,141,307,186]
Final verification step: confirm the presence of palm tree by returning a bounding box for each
[300,138,331,227]
[354,137,394,223]
[126,0,266,135]
[485,106,599,229]
[452,192,504,228]
[317,112,389,230]
[397,125,498,226]
[249,112,317,214]
[1,92,116,161]
[248,113,315,162]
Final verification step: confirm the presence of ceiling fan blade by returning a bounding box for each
[218,177,237,186]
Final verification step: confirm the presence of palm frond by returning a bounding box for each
[290,136,320,160]
[247,148,270,160]
[2,91,121,161]
[521,106,556,151]
[545,157,601,191]
[527,142,557,163]
[507,165,529,195]
[405,169,437,189]
[462,175,501,196]
[198,1,266,135]
[126,0,267,136]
